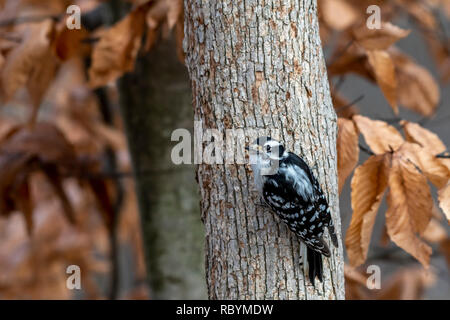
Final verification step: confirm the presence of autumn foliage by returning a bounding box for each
[0,0,449,299]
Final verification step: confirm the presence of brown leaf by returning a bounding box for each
[27,47,59,108]
[54,24,89,61]
[401,121,450,178]
[327,45,373,79]
[1,19,57,107]
[366,50,398,113]
[376,268,435,300]
[89,4,149,88]
[353,115,404,154]
[13,181,33,234]
[399,0,437,29]
[397,142,449,189]
[423,33,450,83]
[422,218,447,243]
[337,118,359,193]
[353,22,410,51]
[2,122,76,165]
[345,265,434,300]
[391,51,440,116]
[320,0,359,31]
[165,0,183,30]
[0,123,77,226]
[42,164,75,224]
[438,181,450,223]
[346,154,389,266]
[401,121,446,154]
[385,153,433,267]
[344,265,371,300]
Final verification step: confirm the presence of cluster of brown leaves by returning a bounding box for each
[0,0,152,299]
[0,0,183,105]
[88,0,183,88]
[338,115,450,269]
[323,0,450,293]
[345,265,436,300]
[320,0,448,117]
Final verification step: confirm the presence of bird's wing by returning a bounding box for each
[279,152,319,202]
[262,153,317,213]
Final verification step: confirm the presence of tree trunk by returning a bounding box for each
[184,0,344,299]
[118,37,207,299]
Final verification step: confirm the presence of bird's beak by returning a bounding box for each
[246,144,262,154]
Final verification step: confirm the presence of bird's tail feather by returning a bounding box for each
[306,247,323,284]
[328,221,339,248]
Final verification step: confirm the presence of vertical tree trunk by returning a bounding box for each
[184,0,344,299]
[118,37,207,299]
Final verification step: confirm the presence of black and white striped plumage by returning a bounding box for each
[248,137,338,283]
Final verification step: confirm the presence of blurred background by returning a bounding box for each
[0,0,448,299]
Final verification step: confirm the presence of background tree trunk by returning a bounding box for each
[118,37,207,299]
[184,0,345,299]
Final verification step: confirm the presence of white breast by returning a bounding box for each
[250,153,268,194]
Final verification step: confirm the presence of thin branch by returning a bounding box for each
[359,144,374,156]
[327,39,354,68]
[335,94,364,112]
[333,75,346,92]
[377,116,402,125]
[436,151,450,159]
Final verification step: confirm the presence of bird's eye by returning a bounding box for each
[266,145,271,152]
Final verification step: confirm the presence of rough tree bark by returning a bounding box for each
[184,0,345,299]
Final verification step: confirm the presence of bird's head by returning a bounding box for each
[246,137,287,175]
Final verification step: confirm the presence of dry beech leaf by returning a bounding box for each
[401,121,450,182]
[11,179,33,234]
[344,265,371,300]
[353,115,404,154]
[366,50,398,113]
[346,154,389,266]
[344,265,367,286]
[337,118,359,193]
[399,0,437,29]
[89,4,149,88]
[401,121,446,154]
[27,48,59,108]
[0,123,78,228]
[345,265,434,300]
[391,51,440,116]
[353,22,410,51]
[320,0,359,31]
[376,268,435,300]
[422,218,447,243]
[438,182,450,223]
[398,142,449,189]
[327,45,373,79]
[166,0,183,30]
[385,153,433,267]
[423,33,450,83]
[1,19,57,106]
[54,24,89,61]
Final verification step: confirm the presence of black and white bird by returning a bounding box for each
[246,136,338,284]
